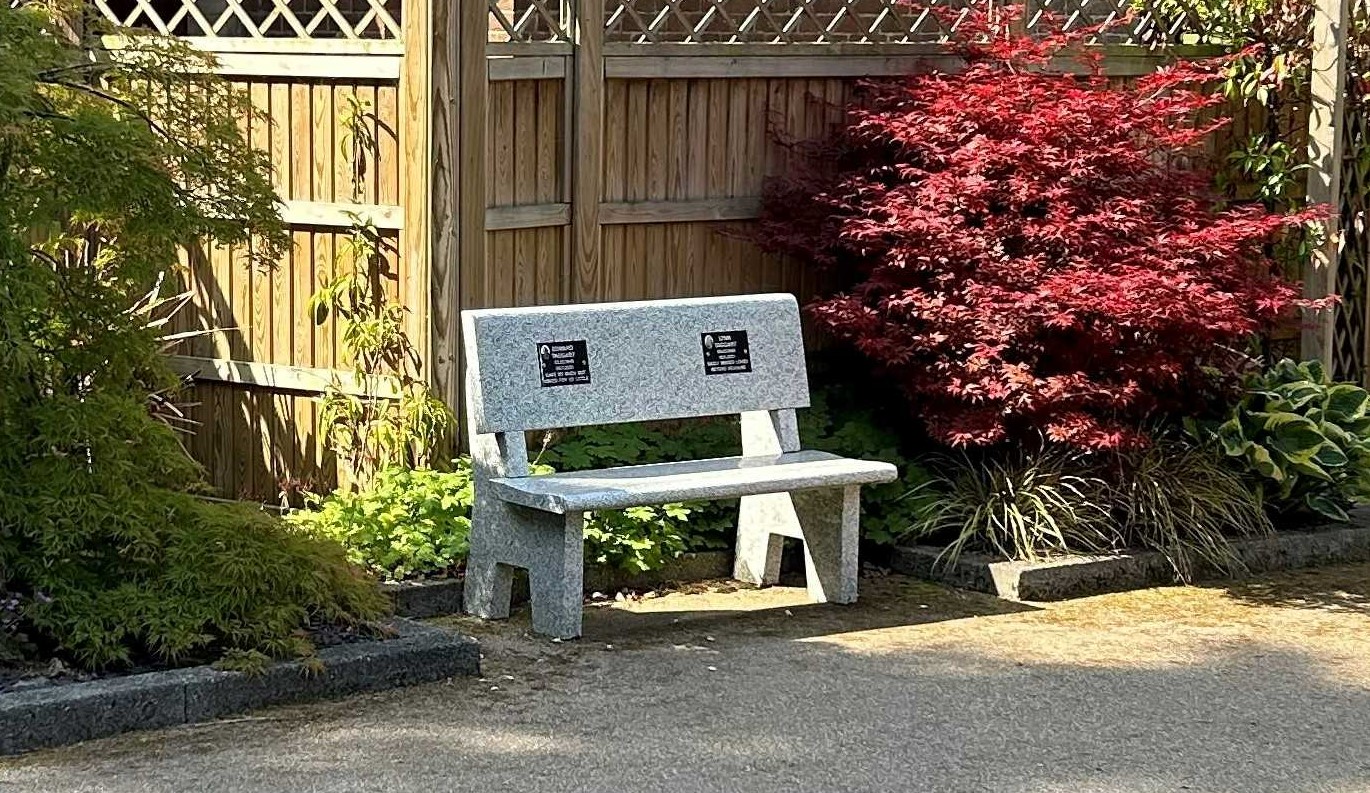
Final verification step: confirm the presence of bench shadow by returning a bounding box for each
[453,572,1039,647]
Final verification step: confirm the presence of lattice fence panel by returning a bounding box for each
[1333,1,1370,382]
[93,0,402,38]
[603,0,982,44]
[595,0,1217,45]
[1027,0,1211,46]
[488,0,571,42]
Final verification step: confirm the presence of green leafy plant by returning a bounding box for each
[798,389,935,546]
[1223,134,1310,207]
[1190,359,1370,521]
[308,98,451,489]
[289,456,695,578]
[0,6,383,669]
[583,505,691,574]
[539,420,737,553]
[540,385,934,551]
[287,464,475,581]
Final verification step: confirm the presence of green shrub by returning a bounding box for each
[0,8,380,669]
[0,378,390,668]
[287,465,474,581]
[1189,359,1370,522]
[910,442,1273,579]
[9,489,386,669]
[798,389,936,546]
[539,421,737,553]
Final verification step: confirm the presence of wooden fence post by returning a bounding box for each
[570,0,605,302]
[457,0,488,322]
[401,0,460,415]
[1304,0,1350,368]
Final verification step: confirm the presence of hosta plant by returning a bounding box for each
[1190,359,1370,521]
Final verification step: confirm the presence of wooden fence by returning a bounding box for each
[94,0,1312,502]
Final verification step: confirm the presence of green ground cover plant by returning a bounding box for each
[288,465,475,581]
[289,458,697,578]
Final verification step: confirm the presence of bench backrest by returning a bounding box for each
[462,294,810,435]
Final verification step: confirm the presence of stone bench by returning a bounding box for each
[460,294,898,638]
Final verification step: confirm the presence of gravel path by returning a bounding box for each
[4,567,1370,793]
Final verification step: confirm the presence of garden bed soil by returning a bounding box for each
[384,551,734,618]
[0,619,479,756]
[891,509,1370,601]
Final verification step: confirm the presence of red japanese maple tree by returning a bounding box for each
[757,10,1320,449]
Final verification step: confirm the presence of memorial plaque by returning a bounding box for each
[538,340,591,387]
[701,330,752,375]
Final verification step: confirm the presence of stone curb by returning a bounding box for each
[891,510,1370,602]
[0,620,479,756]
[384,551,734,618]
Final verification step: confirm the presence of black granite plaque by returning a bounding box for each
[701,330,751,375]
[538,340,591,387]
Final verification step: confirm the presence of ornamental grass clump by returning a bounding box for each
[908,442,1273,580]
[756,8,1322,450]
[909,448,1118,565]
[1112,441,1271,579]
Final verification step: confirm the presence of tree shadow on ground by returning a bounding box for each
[1221,562,1370,616]
[5,621,1369,793]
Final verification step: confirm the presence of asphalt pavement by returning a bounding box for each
[3,570,1369,793]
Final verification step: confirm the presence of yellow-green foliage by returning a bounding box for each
[288,465,474,582]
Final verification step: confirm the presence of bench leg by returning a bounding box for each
[795,485,861,605]
[528,511,585,640]
[734,493,786,586]
[464,495,586,639]
[464,555,514,620]
[734,486,861,604]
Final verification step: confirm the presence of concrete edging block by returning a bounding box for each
[891,509,1370,602]
[0,620,479,756]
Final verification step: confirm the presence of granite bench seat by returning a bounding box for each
[489,451,896,514]
[461,294,900,638]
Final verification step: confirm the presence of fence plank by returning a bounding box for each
[571,0,607,301]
